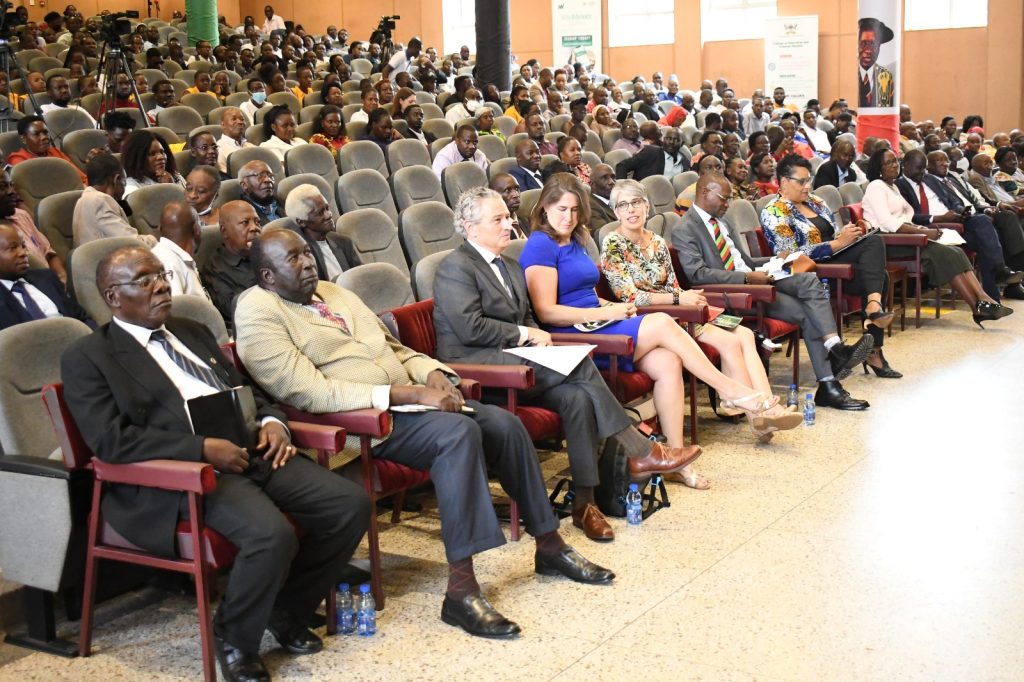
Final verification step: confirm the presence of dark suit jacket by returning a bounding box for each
[402,127,436,145]
[290,228,361,281]
[615,144,679,181]
[812,160,857,190]
[894,176,937,225]
[507,164,543,192]
[60,317,285,557]
[0,268,92,331]
[432,241,538,365]
[671,209,767,285]
[589,194,618,234]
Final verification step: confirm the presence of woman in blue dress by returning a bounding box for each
[519,174,799,465]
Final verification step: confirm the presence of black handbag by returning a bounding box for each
[594,435,670,519]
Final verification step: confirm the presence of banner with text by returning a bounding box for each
[856,0,901,152]
[764,15,818,106]
[551,0,601,74]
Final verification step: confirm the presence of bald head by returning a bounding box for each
[158,200,200,251]
[694,173,731,217]
[97,245,153,292]
[219,199,263,256]
[514,138,541,172]
[639,121,661,143]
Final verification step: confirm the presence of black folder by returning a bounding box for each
[187,387,259,451]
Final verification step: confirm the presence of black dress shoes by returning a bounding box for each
[441,592,521,639]
[995,266,1024,286]
[267,614,323,655]
[535,546,615,584]
[827,333,874,380]
[1002,283,1024,300]
[973,300,1014,328]
[214,635,270,682]
[815,379,869,410]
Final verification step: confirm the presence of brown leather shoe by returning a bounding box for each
[628,442,702,480]
[572,502,614,542]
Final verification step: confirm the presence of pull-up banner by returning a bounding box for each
[764,15,818,106]
[551,0,601,74]
[856,0,900,153]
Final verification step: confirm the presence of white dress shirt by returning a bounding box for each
[1,278,60,318]
[348,109,369,124]
[467,239,530,345]
[239,100,264,127]
[691,204,751,273]
[903,177,948,219]
[151,238,210,299]
[431,141,489,178]
[217,134,255,174]
[259,135,307,163]
[315,241,344,282]
[112,316,284,430]
[40,103,98,127]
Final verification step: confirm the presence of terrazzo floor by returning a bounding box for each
[1,302,1022,681]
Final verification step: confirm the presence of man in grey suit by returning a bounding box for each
[670,174,872,410]
[433,187,703,542]
[588,163,618,235]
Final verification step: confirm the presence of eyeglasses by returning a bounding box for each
[194,143,218,153]
[705,190,730,202]
[107,270,173,290]
[784,175,812,186]
[613,197,646,212]
[242,171,275,181]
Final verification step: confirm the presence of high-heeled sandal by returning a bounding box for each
[862,349,903,378]
[721,393,803,438]
[863,303,895,331]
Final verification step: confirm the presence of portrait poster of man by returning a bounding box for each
[858,17,896,108]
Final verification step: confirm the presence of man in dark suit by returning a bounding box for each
[928,150,1024,297]
[615,122,687,181]
[433,187,703,541]
[401,104,436,146]
[506,138,544,192]
[283,184,360,281]
[201,200,263,324]
[589,163,618,234]
[0,223,92,330]
[812,139,864,190]
[896,149,1017,301]
[60,245,370,682]
[671,174,872,410]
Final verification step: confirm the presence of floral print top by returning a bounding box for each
[600,231,680,306]
[759,193,837,260]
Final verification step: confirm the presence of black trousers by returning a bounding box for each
[823,232,889,347]
[372,400,559,564]
[190,454,371,654]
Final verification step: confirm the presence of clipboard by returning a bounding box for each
[187,386,259,450]
[828,228,880,257]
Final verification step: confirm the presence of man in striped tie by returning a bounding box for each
[671,173,873,411]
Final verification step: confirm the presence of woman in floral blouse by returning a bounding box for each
[760,154,900,378]
[600,180,802,470]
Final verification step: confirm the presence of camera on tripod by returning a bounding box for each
[99,11,140,46]
[376,15,400,40]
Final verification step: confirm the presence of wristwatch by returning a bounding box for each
[672,291,680,305]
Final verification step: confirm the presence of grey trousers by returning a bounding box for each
[765,271,837,381]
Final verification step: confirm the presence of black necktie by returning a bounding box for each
[150,330,231,391]
[10,281,47,321]
[492,257,518,303]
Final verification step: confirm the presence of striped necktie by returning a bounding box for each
[150,330,230,391]
[710,217,735,271]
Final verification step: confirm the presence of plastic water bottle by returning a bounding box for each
[356,583,376,636]
[822,279,830,300]
[803,394,816,426]
[625,483,643,526]
[335,583,355,635]
[787,384,799,408]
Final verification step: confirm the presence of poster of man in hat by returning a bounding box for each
[858,17,896,108]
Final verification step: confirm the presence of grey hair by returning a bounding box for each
[608,179,648,210]
[284,183,324,222]
[453,186,503,237]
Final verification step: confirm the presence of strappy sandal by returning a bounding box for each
[722,393,803,438]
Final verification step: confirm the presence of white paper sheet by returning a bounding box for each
[504,344,597,375]
[930,228,967,246]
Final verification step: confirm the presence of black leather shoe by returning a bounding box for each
[827,333,874,380]
[973,301,1014,328]
[267,618,323,655]
[1002,283,1024,300]
[535,546,615,584]
[995,266,1024,286]
[214,635,270,682]
[441,592,521,639]
[815,379,869,411]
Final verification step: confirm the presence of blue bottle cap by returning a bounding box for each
[790,384,796,389]
[806,394,813,399]
[359,583,371,593]
[338,582,350,591]
[628,483,639,491]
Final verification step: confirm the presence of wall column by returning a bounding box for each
[186,0,220,47]
[475,0,511,90]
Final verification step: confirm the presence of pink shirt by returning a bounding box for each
[8,206,55,261]
[862,179,914,232]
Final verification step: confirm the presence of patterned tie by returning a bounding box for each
[311,299,350,334]
[710,218,735,271]
[861,75,872,106]
[918,183,930,214]
[150,330,230,390]
[492,257,517,302]
[10,281,46,321]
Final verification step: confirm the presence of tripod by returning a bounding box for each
[95,41,150,129]
[0,39,42,133]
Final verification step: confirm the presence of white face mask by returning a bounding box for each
[466,99,480,113]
